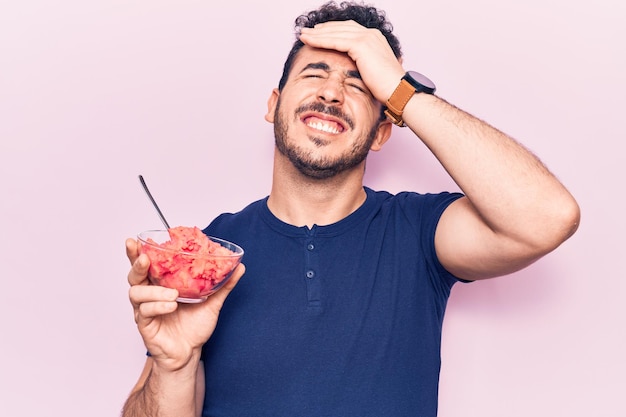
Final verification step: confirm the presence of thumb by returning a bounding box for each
[125,237,141,265]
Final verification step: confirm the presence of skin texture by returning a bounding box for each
[273,97,379,180]
[122,18,580,417]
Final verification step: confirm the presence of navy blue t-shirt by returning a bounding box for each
[201,187,463,417]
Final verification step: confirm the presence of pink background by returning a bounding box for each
[1,1,624,416]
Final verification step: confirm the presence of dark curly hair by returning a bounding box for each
[277,1,402,91]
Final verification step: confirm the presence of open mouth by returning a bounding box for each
[301,114,346,134]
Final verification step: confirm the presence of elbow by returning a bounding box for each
[534,194,581,255]
[566,198,581,237]
[556,195,581,243]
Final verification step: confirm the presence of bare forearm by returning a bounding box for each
[122,374,159,417]
[122,362,200,417]
[404,93,579,245]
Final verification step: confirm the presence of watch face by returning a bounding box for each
[406,70,436,92]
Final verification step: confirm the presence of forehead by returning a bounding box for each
[291,45,358,74]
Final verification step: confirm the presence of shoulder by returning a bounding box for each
[366,187,463,217]
[202,197,268,236]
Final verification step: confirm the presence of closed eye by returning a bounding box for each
[347,82,366,93]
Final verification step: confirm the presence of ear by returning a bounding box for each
[369,119,393,152]
[264,88,280,123]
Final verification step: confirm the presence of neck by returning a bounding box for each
[267,149,367,228]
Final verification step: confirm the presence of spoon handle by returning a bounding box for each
[138,175,171,230]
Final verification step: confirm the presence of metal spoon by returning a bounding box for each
[138,174,171,229]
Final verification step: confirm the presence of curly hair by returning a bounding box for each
[277,1,402,91]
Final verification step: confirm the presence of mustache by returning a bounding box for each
[294,102,354,130]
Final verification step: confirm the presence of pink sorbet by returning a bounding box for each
[141,226,240,300]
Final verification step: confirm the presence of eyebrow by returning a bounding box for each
[300,62,362,80]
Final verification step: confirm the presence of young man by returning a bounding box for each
[122,2,580,416]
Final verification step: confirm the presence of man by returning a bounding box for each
[122,2,580,416]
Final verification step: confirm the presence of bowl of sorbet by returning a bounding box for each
[137,226,244,303]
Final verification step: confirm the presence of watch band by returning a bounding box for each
[384,71,436,127]
[384,79,416,127]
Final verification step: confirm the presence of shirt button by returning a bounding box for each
[306,270,315,279]
[307,243,315,251]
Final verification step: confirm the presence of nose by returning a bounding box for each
[316,76,344,104]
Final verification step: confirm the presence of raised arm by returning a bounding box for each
[404,94,580,279]
[300,21,580,280]
[122,238,245,416]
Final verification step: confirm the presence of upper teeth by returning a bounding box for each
[308,120,340,134]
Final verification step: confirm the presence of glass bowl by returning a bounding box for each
[137,228,244,303]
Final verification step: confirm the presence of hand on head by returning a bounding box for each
[299,20,405,103]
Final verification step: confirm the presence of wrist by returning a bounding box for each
[151,347,202,374]
[146,359,200,417]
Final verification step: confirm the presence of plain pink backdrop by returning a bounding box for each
[1,1,624,416]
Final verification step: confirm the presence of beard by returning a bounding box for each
[273,100,379,180]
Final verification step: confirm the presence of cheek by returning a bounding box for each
[352,96,383,121]
[366,101,384,121]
